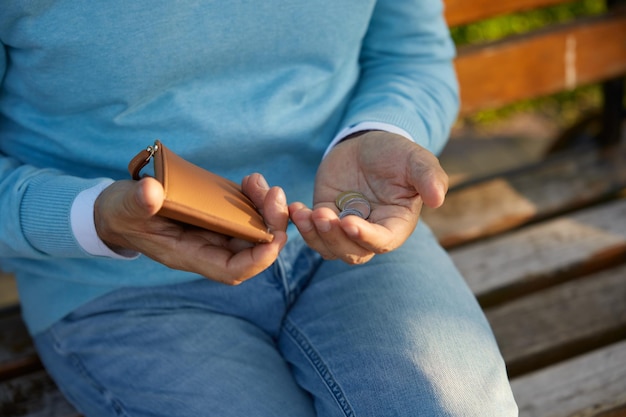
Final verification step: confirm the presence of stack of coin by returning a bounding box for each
[335,191,371,220]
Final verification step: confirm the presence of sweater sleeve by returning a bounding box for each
[339,0,459,156]
[0,41,114,259]
[0,159,116,259]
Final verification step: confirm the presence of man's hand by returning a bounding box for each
[94,173,288,285]
[289,131,448,264]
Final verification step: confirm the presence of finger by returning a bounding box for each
[340,213,414,254]
[420,169,448,209]
[310,207,375,264]
[242,173,287,229]
[155,227,287,285]
[242,173,288,242]
[95,179,285,285]
[241,173,269,207]
[409,150,449,209]
[261,186,289,233]
[334,192,424,254]
[126,177,165,219]
[94,179,164,250]
[239,229,288,278]
[289,202,337,260]
[213,233,288,284]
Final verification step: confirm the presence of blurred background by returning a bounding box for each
[443,0,614,185]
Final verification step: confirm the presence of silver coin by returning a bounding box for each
[335,191,371,220]
[335,191,366,210]
[345,199,371,219]
[338,207,367,219]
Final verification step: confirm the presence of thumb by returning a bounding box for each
[419,173,448,209]
[125,177,165,219]
[407,148,449,209]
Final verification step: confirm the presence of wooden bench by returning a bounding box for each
[1,0,625,416]
[425,0,626,415]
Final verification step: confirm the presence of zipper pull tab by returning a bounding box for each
[128,140,160,180]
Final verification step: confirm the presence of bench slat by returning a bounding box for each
[449,197,626,305]
[486,263,626,377]
[0,371,79,417]
[0,310,41,383]
[0,2,624,417]
[511,340,626,417]
[424,145,626,248]
[444,0,575,27]
[0,272,18,311]
[455,11,626,115]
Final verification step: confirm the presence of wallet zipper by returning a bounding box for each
[129,140,160,180]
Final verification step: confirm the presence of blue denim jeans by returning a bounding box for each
[34,223,518,417]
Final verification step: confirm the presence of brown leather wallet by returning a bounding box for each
[128,140,274,243]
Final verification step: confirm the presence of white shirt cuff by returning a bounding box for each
[71,180,139,259]
[323,122,415,158]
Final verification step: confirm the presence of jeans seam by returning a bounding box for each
[273,254,292,305]
[49,326,129,417]
[284,318,356,417]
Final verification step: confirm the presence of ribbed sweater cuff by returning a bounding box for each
[20,174,112,257]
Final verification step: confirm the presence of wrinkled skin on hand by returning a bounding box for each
[289,131,448,265]
[94,173,289,285]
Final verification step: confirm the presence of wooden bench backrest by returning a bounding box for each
[445,0,577,26]
[444,0,626,115]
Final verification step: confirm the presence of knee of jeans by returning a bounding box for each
[348,360,518,417]
[338,332,518,416]
[384,311,519,417]
[414,344,519,417]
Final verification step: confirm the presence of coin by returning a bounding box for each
[335,191,371,220]
[335,191,365,210]
[338,208,364,219]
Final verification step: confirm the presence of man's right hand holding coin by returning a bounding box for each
[289,130,449,265]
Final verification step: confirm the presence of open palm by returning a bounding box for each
[289,131,448,264]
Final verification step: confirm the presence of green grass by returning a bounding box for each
[450,0,606,46]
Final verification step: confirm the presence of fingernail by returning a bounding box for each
[437,181,447,196]
[135,182,147,206]
[276,187,287,205]
[344,224,359,238]
[434,181,447,207]
[316,218,331,233]
[257,175,269,190]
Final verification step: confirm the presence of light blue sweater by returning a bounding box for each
[0,0,459,335]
